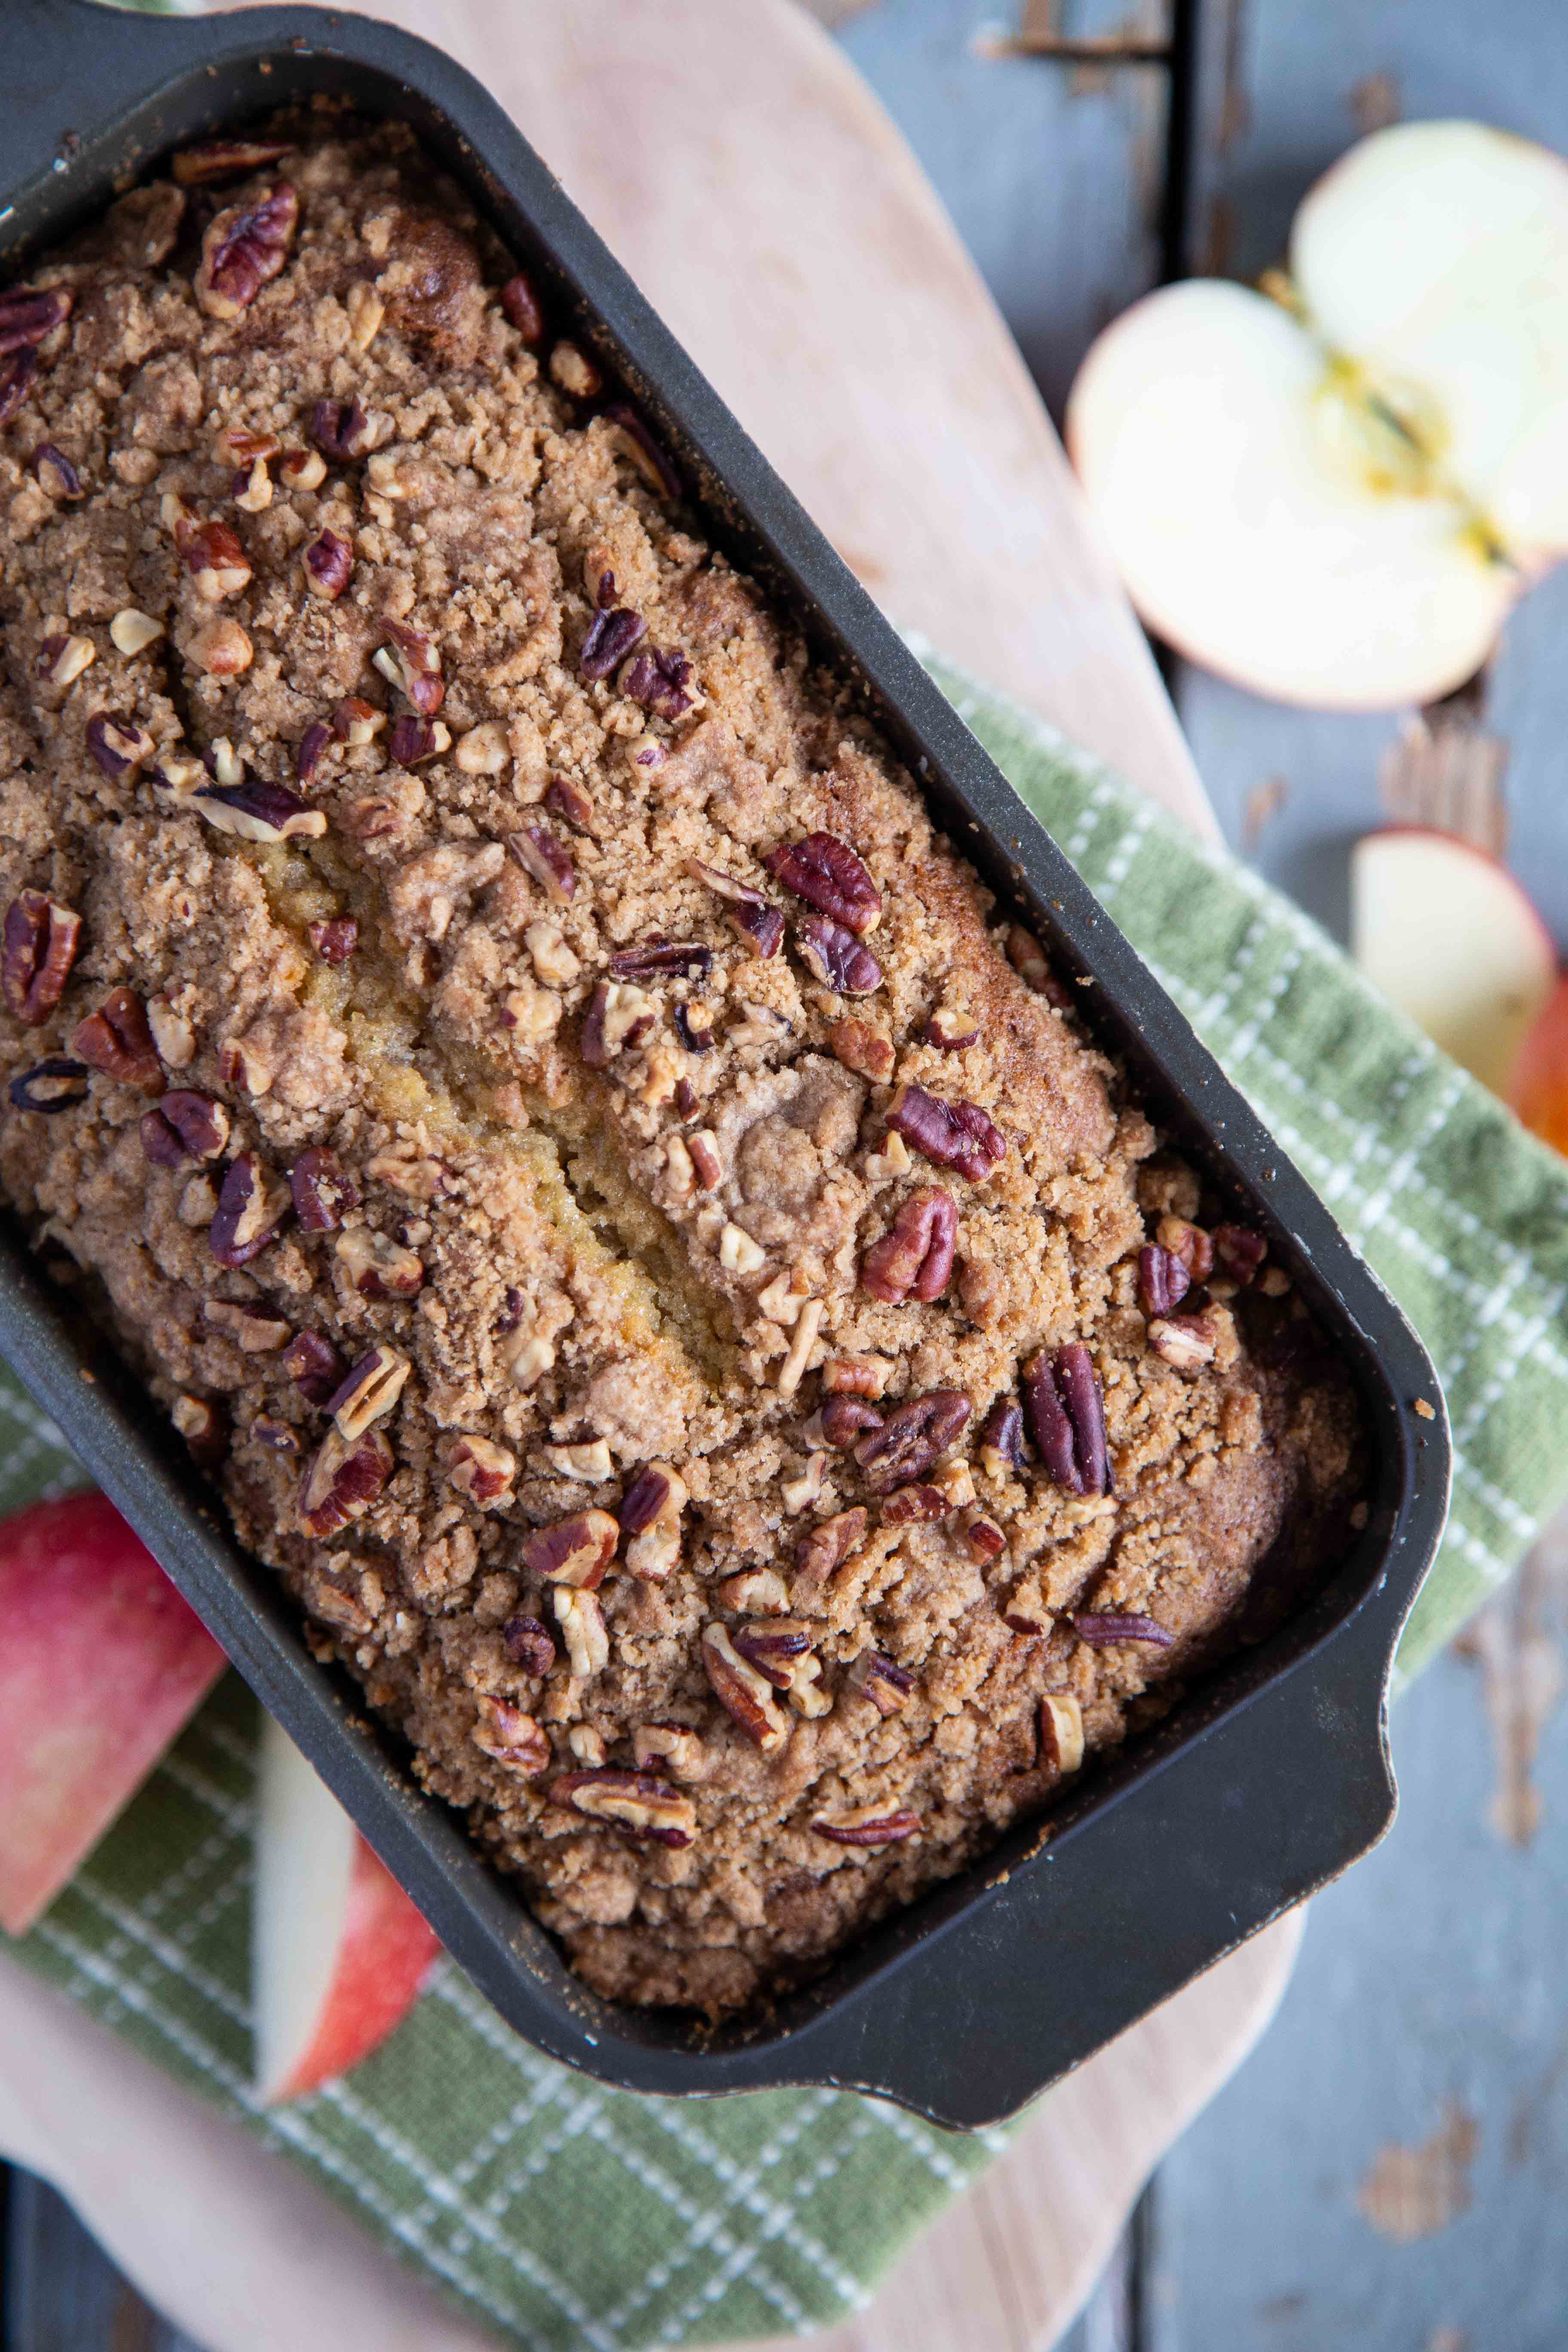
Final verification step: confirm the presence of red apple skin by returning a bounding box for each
[1510,972,1568,1155]
[265,1837,440,2104]
[0,1491,227,1937]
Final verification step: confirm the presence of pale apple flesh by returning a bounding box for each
[0,1491,227,1939]
[1067,119,1568,708]
[254,1717,440,2104]
[1066,281,1514,709]
[1350,826,1557,1096]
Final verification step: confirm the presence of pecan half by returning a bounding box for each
[852,1388,971,1493]
[503,1614,556,1675]
[811,1805,920,1847]
[172,137,293,186]
[141,1090,229,1167]
[283,1329,346,1406]
[508,826,575,902]
[334,1227,424,1298]
[1024,1344,1109,1495]
[1038,1691,1085,1775]
[701,1624,790,1754]
[1073,1611,1173,1648]
[85,714,155,782]
[850,1653,914,1715]
[684,859,785,958]
[472,1697,551,1773]
[189,777,326,845]
[303,527,353,601]
[551,1586,609,1676]
[310,397,374,462]
[621,645,695,724]
[325,1344,410,1441]
[7,1058,88,1114]
[580,607,647,682]
[290,1145,360,1232]
[580,980,655,1067]
[795,915,882,995]
[34,443,83,500]
[522,1508,619,1590]
[71,989,161,1090]
[977,1399,1024,1477]
[859,1187,957,1305]
[793,1506,867,1585]
[373,623,444,717]
[196,181,298,319]
[447,1434,518,1508]
[306,916,358,965]
[762,832,881,934]
[821,1395,883,1448]
[209,1153,289,1268]
[550,1767,696,1847]
[0,287,72,355]
[3,892,80,1026]
[1138,1242,1191,1319]
[500,272,545,342]
[298,1427,394,1539]
[886,1083,1006,1182]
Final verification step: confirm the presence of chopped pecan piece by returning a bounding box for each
[963,1513,1007,1563]
[306,915,358,965]
[310,397,374,462]
[684,858,784,958]
[508,826,575,902]
[822,1355,889,1398]
[610,938,710,978]
[821,1396,884,1448]
[251,1415,298,1454]
[0,350,37,429]
[1024,1344,1109,1495]
[1072,1611,1173,1648]
[189,776,326,845]
[776,1297,824,1400]
[303,527,353,600]
[373,623,444,716]
[141,1090,229,1167]
[331,695,383,747]
[688,1130,722,1189]
[334,1228,424,1297]
[500,272,545,342]
[195,182,297,320]
[604,402,683,500]
[762,831,881,934]
[718,1221,766,1276]
[522,1508,619,1590]
[541,1439,614,1482]
[1214,1223,1268,1284]
[701,1624,790,1754]
[922,1005,979,1050]
[811,1805,920,1847]
[860,1186,957,1305]
[550,340,602,399]
[34,443,83,500]
[503,1614,556,1675]
[388,714,449,767]
[0,287,72,355]
[3,892,80,1026]
[190,618,253,677]
[795,915,882,995]
[1146,1313,1217,1373]
[298,1426,394,1539]
[633,1721,706,1780]
[110,608,163,657]
[173,137,293,185]
[621,644,695,721]
[325,1344,411,1441]
[826,1017,894,1083]
[551,1586,609,1677]
[882,1483,949,1524]
[545,775,594,830]
[1038,1691,1085,1775]
[1138,1242,1191,1318]
[579,606,646,680]
[674,1003,714,1053]
[793,1506,867,1586]
[977,1399,1024,1477]
[85,714,154,782]
[550,1767,696,1847]
[209,1153,289,1268]
[731,1619,812,1690]
[580,980,656,1067]
[1157,1215,1214,1282]
[853,1388,971,1492]
[290,1146,360,1232]
[178,518,252,601]
[447,1435,518,1508]
[886,1083,1006,1182]
[618,1463,688,1579]
[283,1329,346,1406]
[71,989,161,1090]
[849,1653,915,1715]
[472,1697,551,1774]
[146,998,195,1068]
[36,633,94,690]
[203,1299,291,1353]
[7,1057,89,1113]
[172,1393,226,1467]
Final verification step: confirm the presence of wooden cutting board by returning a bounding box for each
[0,5,1295,2346]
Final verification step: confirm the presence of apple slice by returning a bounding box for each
[0,1491,227,1938]
[1351,827,1557,1096]
[1509,974,1568,1155]
[1067,119,1568,707]
[1066,279,1513,709]
[254,1716,440,2104]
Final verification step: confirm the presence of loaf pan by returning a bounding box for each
[0,0,1451,2129]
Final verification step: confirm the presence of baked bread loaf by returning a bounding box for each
[0,117,1364,2014]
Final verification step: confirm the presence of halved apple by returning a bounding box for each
[1351,827,1556,1094]
[1068,122,1568,707]
[0,1491,227,1938]
[1509,974,1568,1155]
[254,1716,440,2104]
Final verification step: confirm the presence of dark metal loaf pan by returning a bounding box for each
[0,0,1451,2129]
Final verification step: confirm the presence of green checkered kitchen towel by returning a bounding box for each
[10,654,1568,2352]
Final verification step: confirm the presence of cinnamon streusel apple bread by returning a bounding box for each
[0,115,1364,2014]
